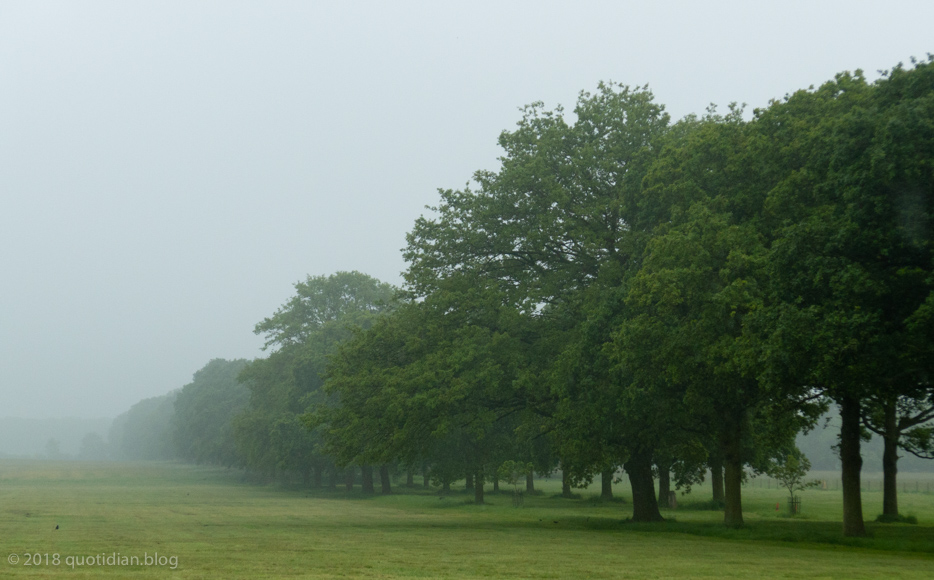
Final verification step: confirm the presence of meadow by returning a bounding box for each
[1,460,932,579]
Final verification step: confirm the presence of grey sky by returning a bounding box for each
[2,1,932,419]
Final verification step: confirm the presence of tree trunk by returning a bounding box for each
[493,478,499,492]
[406,468,415,487]
[840,394,866,536]
[625,450,663,522]
[881,400,899,518]
[379,464,391,494]
[723,457,744,527]
[344,467,354,491]
[361,464,375,494]
[722,428,745,527]
[312,466,322,488]
[561,470,573,498]
[601,467,613,500]
[473,469,484,504]
[657,464,671,509]
[442,480,450,493]
[422,462,430,488]
[710,456,725,504]
[526,472,535,493]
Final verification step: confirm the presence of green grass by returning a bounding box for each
[1,461,933,578]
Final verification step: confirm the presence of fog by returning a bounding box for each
[2,0,932,420]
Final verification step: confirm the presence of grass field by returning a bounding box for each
[1,460,932,578]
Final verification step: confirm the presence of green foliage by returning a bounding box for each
[498,460,534,489]
[234,271,396,480]
[109,391,178,461]
[318,279,531,488]
[173,358,250,466]
[403,83,676,520]
[404,82,669,306]
[753,58,934,535]
[767,451,820,501]
[254,270,396,351]
[904,424,934,459]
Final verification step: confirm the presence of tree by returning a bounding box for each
[862,392,934,520]
[404,83,672,521]
[767,451,819,512]
[173,359,250,466]
[317,279,532,504]
[498,460,534,506]
[269,413,326,486]
[611,107,823,526]
[760,58,934,536]
[234,271,396,483]
[404,83,669,307]
[79,432,109,461]
[44,438,63,460]
[109,392,178,461]
[254,271,397,351]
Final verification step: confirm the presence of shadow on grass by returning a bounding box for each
[549,492,583,500]
[250,482,934,554]
[584,496,628,506]
[611,518,934,553]
[875,513,918,524]
[678,499,724,511]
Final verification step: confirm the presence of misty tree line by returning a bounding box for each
[115,59,933,538]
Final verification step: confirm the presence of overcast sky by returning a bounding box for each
[2,1,932,419]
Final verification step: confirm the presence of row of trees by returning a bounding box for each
[114,59,932,539]
[311,60,933,536]
[109,360,251,463]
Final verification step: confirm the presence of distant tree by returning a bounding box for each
[78,432,109,461]
[44,438,63,460]
[109,392,178,461]
[498,460,533,505]
[234,271,396,482]
[767,451,820,510]
[173,358,250,466]
[862,392,934,520]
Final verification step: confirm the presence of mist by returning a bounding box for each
[2,1,933,419]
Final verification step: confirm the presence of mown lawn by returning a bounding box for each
[1,460,931,578]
